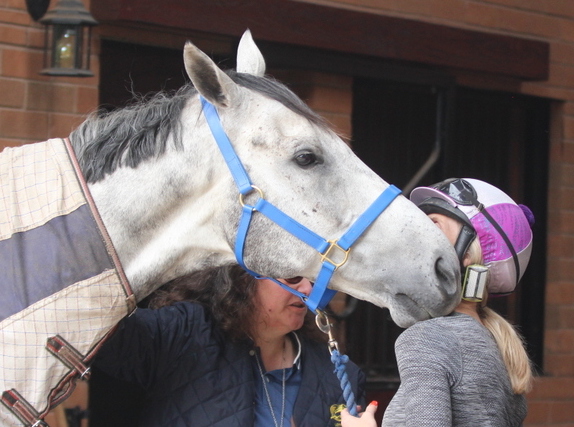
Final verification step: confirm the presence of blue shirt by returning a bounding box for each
[252,333,302,427]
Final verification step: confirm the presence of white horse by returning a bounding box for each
[0,30,459,426]
[82,31,460,322]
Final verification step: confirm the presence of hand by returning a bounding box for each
[340,401,378,427]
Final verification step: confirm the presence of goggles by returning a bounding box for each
[430,178,480,207]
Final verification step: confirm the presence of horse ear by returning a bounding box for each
[236,29,266,77]
[183,41,239,107]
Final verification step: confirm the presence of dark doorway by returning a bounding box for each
[99,40,188,110]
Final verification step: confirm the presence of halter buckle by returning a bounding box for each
[239,185,264,209]
[321,240,349,268]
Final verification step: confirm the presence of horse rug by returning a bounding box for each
[0,138,135,427]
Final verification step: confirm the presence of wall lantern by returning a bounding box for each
[29,0,98,77]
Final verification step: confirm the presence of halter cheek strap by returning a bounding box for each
[235,185,401,311]
[200,96,401,311]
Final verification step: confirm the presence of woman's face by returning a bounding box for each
[427,212,463,246]
[253,277,312,337]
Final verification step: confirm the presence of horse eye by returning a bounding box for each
[284,276,304,284]
[294,151,317,167]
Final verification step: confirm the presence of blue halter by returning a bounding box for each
[200,96,401,312]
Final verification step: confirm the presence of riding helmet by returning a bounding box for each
[410,178,534,296]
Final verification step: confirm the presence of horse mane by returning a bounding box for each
[70,71,329,183]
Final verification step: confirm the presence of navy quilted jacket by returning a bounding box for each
[95,301,366,426]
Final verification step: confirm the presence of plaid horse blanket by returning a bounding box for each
[0,138,135,427]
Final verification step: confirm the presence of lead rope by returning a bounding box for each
[315,310,358,416]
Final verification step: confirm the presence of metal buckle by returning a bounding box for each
[239,185,264,209]
[320,240,349,268]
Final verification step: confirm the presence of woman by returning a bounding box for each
[95,264,365,427]
[342,178,534,427]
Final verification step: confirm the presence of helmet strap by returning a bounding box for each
[462,264,489,302]
[453,224,476,269]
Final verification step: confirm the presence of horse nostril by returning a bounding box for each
[435,257,447,282]
[435,256,459,296]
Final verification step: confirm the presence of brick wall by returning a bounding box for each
[2,0,573,425]
[0,0,98,150]
[310,1,574,425]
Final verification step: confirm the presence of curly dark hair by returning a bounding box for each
[148,264,326,344]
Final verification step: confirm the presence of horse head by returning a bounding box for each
[81,30,460,328]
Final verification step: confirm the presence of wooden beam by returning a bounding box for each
[92,0,549,81]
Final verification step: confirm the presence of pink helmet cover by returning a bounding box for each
[470,203,532,294]
[410,178,533,295]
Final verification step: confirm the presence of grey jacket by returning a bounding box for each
[383,312,526,426]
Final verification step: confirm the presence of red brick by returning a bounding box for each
[0,137,29,149]
[26,26,44,49]
[556,211,574,234]
[560,14,574,41]
[0,23,27,45]
[554,186,574,210]
[27,82,77,113]
[545,304,562,329]
[558,306,574,329]
[545,256,574,282]
[76,85,99,114]
[547,234,574,259]
[48,112,85,138]
[549,399,574,423]
[565,115,574,140]
[0,77,25,107]
[0,8,32,26]
[525,399,552,424]
[546,282,574,305]
[552,42,574,67]
[559,164,574,186]
[0,108,48,139]
[1,47,45,80]
[528,377,574,399]
[545,330,574,353]
[543,353,574,376]
[0,0,28,9]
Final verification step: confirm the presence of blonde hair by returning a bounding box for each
[466,238,533,394]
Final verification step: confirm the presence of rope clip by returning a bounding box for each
[315,309,339,354]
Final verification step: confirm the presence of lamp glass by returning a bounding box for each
[42,23,92,76]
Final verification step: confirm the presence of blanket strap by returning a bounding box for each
[46,335,91,380]
[1,390,48,427]
[1,336,90,426]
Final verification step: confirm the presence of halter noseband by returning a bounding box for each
[200,96,401,312]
